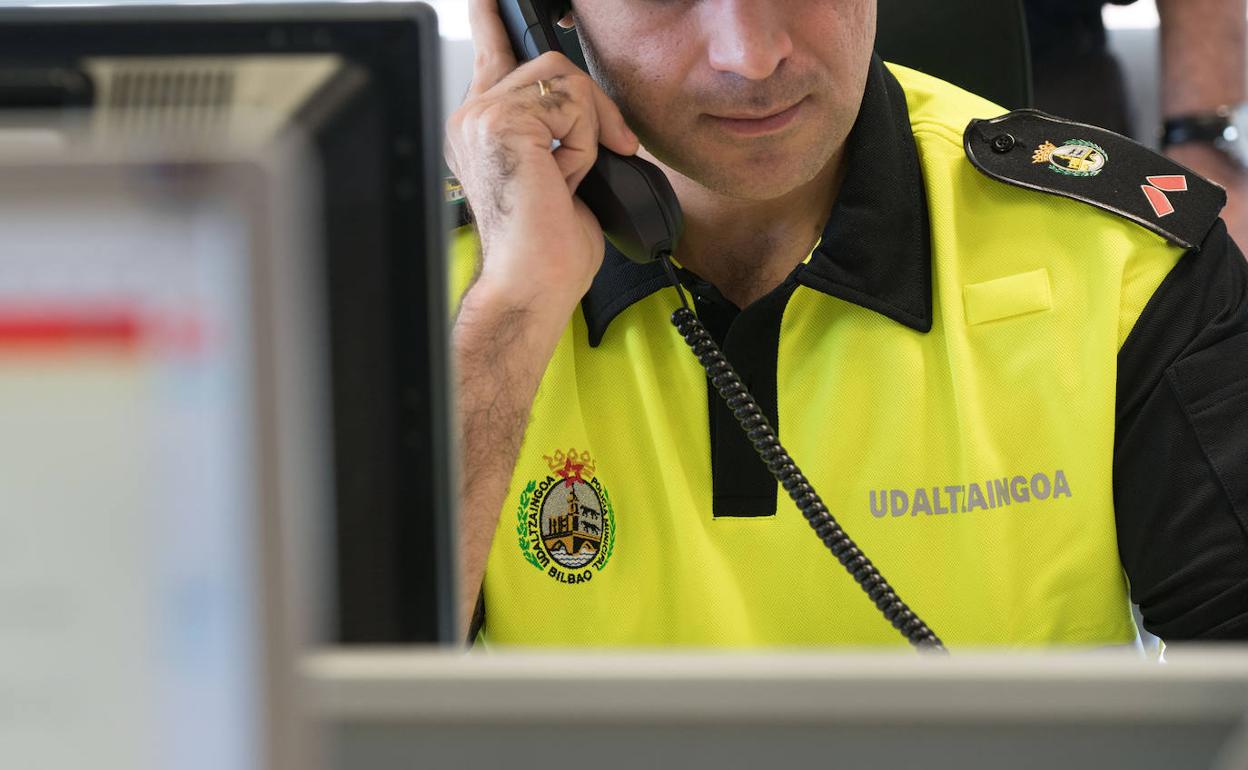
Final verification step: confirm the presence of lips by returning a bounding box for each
[706,97,808,137]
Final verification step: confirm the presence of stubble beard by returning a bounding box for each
[576,29,843,203]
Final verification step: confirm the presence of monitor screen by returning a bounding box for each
[0,1,454,646]
[0,147,317,770]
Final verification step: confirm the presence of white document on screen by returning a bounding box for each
[0,167,262,770]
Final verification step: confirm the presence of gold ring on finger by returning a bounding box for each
[536,78,553,97]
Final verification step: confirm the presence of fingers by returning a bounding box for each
[468,0,518,95]
[546,81,600,192]
[463,1,640,160]
[544,75,640,193]
[589,85,640,157]
[448,44,645,214]
[496,66,639,193]
[491,55,640,155]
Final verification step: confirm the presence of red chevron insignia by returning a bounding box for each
[1141,175,1188,218]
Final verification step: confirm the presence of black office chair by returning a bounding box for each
[559,2,1033,111]
[876,0,1033,109]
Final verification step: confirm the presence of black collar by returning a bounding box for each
[581,54,932,347]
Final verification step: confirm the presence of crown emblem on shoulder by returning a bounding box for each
[1030,138,1107,177]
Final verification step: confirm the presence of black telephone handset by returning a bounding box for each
[497,0,683,264]
[495,0,945,651]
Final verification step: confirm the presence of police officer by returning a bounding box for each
[445,0,1248,646]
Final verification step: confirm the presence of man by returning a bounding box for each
[445,0,1248,646]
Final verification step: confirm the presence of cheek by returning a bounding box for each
[797,1,875,64]
[598,45,694,130]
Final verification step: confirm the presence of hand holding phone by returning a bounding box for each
[494,0,683,266]
[446,0,643,303]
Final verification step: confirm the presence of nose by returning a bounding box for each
[702,0,795,81]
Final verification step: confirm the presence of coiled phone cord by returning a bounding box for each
[659,254,946,652]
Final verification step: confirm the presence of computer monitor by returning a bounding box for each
[0,1,455,645]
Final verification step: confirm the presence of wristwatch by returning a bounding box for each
[1161,103,1248,169]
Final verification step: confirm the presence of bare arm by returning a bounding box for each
[453,282,571,639]
[1158,0,1245,117]
[1158,0,1248,246]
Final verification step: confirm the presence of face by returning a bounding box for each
[570,0,876,202]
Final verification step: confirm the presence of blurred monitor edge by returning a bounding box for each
[307,647,1248,770]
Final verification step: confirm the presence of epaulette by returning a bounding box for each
[444,174,472,228]
[964,109,1226,250]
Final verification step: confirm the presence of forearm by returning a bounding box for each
[1158,0,1247,116]
[453,279,571,639]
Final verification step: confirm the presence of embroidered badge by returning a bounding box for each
[516,448,615,585]
[1032,139,1108,177]
[1141,174,1188,218]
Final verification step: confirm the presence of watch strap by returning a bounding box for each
[1162,108,1235,148]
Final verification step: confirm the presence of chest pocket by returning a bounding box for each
[963,268,1052,325]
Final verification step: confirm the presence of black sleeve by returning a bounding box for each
[1115,219,1248,641]
[467,589,485,645]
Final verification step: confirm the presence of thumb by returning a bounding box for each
[468,0,520,95]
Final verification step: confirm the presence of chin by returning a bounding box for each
[692,153,830,201]
[641,122,837,201]
[712,176,809,201]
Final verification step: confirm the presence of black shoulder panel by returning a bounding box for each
[965,109,1227,250]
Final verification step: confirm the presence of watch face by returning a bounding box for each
[1223,104,1248,168]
